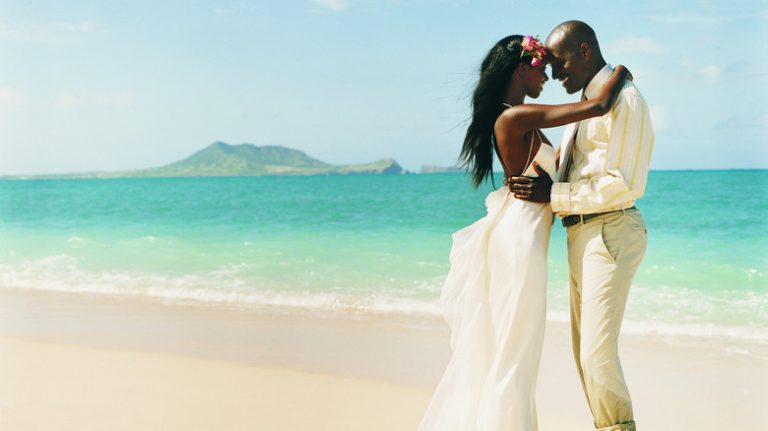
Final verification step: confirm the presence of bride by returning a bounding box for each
[418,35,629,431]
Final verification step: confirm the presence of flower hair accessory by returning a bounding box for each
[520,35,547,67]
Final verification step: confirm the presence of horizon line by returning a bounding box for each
[1,167,767,180]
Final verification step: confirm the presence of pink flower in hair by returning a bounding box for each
[521,35,536,51]
[519,35,547,67]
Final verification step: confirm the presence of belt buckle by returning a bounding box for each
[563,214,582,227]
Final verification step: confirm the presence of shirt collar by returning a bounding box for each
[583,64,613,100]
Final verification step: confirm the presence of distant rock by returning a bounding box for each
[333,158,406,175]
[419,164,464,174]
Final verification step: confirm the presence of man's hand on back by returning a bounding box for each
[507,162,553,203]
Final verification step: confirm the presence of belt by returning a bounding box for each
[561,206,636,227]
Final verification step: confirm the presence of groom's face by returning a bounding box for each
[545,33,587,94]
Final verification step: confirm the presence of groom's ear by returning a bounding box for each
[579,42,592,63]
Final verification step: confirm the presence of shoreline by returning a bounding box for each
[1,288,766,430]
[2,284,765,357]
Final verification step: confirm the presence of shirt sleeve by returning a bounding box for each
[550,90,654,214]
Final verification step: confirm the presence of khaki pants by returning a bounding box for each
[566,208,647,431]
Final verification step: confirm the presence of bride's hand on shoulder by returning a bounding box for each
[593,64,631,114]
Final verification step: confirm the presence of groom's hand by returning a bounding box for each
[508,162,552,203]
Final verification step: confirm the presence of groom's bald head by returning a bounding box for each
[547,21,600,52]
[545,20,606,94]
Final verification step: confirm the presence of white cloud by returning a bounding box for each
[53,95,84,110]
[0,20,96,41]
[699,65,722,80]
[53,94,134,110]
[606,37,661,55]
[97,94,135,109]
[0,86,24,107]
[650,15,725,24]
[313,0,349,11]
[649,104,667,132]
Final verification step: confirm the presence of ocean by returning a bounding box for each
[0,171,766,344]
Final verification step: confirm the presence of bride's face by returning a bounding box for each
[521,63,549,99]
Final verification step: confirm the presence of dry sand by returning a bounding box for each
[0,288,765,430]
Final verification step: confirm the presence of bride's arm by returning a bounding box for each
[505,65,630,131]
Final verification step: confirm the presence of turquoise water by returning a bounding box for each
[0,171,766,342]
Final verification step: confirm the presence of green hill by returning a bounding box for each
[141,142,334,176]
[12,142,407,178]
[139,142,405,176]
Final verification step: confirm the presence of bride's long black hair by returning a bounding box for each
[459,35,526,188]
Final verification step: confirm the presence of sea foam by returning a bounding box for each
[1,254,766,346]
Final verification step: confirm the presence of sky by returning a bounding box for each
[0,0,766,175]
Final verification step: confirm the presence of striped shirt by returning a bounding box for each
[551,64,654,216]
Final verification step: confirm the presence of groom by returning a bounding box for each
[509,21,654,431]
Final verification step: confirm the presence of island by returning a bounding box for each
[6,142,407,179]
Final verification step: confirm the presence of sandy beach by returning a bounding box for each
[0,288,765,431]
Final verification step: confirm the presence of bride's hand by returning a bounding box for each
[592,65,631,114]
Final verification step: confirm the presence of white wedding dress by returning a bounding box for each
[418,141,556,431]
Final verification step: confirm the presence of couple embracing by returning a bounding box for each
[419,21,654,431]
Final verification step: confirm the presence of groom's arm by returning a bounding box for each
[549,90,654,214]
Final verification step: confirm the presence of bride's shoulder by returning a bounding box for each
[495,106,527,131]
[494,109,513,130]
[497,105,526,123]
